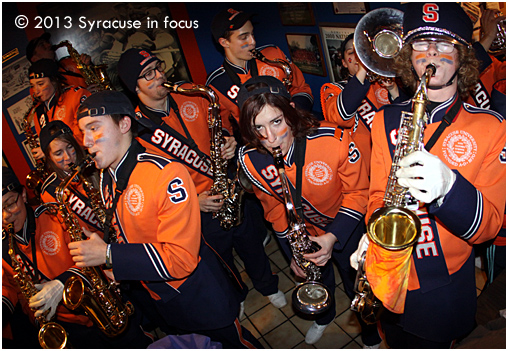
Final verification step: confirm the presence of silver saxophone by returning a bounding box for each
[251,48,293,88]
[272,146,331,314]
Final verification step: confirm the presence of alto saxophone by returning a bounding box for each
[251,48,293,88]
[22,100,49,195]
[6,224,68,349]
[272,146,331,314]
[163,82,241,230]
[53,40,112,91]
[57,156,133,337]
[351,64,436,323]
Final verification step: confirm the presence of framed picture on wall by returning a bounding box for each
[278,3,315,26]
[285,33,326,76]
[319,24,355,82]
[37,2,192,91]
[2,56,31,101]
[332,2,368,15]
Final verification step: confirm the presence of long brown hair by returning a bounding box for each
[42,127,86,180]
[239,83,319,153]
[393,44,479,100]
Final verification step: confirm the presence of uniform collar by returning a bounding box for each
[15,205,35,246]
[427,93,460,124]
[224,57,250,74]
[108,139,144,183]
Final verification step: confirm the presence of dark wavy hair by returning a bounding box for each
[42,126,86,180]
[393,43,479,100]
[239,83,319,153]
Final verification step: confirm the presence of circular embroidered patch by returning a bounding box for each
[180,101,199,122]
[40,231,61,256]
[259,66,280,79]
[442,130,477,167]
[125,184,144,216]
[375,87,389,105]
[305,161,333,186]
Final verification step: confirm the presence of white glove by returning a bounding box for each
[350,233,370,270]
[396,149,456,205]
[29,280,64,321]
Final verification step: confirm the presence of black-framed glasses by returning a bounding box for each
[3,193,20,213]
[138,61,166,81]
[411,39,455,53]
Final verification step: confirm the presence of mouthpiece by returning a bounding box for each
[426,64,437,77]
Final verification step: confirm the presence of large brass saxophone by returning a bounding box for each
[163,82,241,230]
[272,146,331,314]
[251,49,293,88]
[22,100,49,196]
[351,64,436,323]
[53,41,112,91]
[6,224,68,349]
[56,156,133,337]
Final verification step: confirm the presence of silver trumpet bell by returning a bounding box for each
[354,8,404,79]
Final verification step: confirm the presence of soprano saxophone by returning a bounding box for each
[251,48,293,88]
[22,100,49,195]
[163,82,241,230]
[57,156,133,337]
[272,146,331,314]
[53,40,112,91]
[6,223,68,349]
[351,64,436,323]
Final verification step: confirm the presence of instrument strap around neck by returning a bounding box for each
[290,137,307,219]
[223,58,259,87]
[424,97,461,152]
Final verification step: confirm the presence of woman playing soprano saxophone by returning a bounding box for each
[237,76,380,346]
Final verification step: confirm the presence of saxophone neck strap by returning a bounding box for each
[103,141,145,243]
[291,137,307,219]
[223,58,259,88]
[424,97,461,152]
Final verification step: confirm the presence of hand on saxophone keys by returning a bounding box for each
[303,233,336,266]
[198,191,224,213]
[220,136,237,160]
[68,226,108,268]
[32,147,44,160]
[29,279,64,321]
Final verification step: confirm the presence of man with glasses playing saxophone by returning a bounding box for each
[350,3,506,348]
[2,167,150,348]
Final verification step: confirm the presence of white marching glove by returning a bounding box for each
[396,149,456,205]
[350,233,370,270]
[29,280,64,321]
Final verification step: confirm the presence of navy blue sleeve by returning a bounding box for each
[326,207,364,250]
[292,94,314,111]
[339,76,371,116]
[473,42,493,73]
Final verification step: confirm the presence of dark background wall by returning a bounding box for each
[2,2,404,184]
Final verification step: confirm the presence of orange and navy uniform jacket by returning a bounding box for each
[468,42,506,115]
[101,141,239,330]
[368,94,506,341]
[206,44,314,125]
[2,205,92,332]
[134,84,233,195]
[239,121,369,258]
[320,77,403,171]
[34,86,90,146]
[40,172,103,233]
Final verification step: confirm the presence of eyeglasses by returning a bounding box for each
[138,61,166,81]
[3,193,20,213]
[411,40,455,53]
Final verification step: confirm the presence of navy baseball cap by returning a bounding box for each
[77,91,135,120]
[117,48,160,93]
[211,8,254,42]
[26,32,51,62]
[237,76,291,109]
[39,120,73,152]
[403,3,473,46]
[3,167,21,196]
[28,58,60,80]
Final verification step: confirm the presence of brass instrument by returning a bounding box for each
[272,147,331,314]
[6,223,68,349]
[251,49,293,88]
[351,64,436,323]
[162,82,241,230]
[53,41,112,91]
[57,156,133,337]
[22,101,49,196]
[354,8,404,82]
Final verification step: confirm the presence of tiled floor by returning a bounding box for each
[235,233,490,349]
